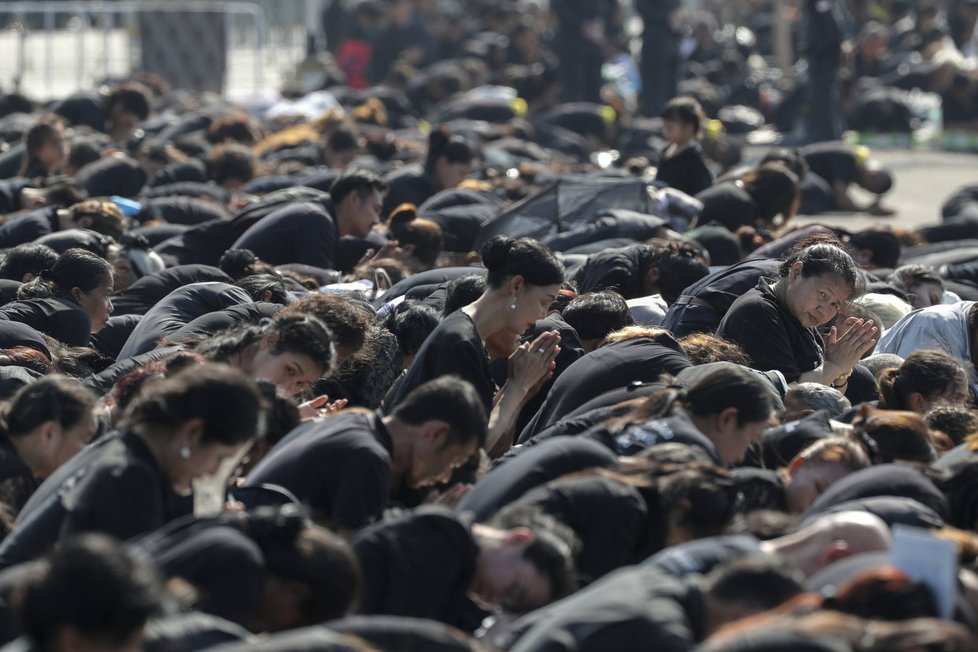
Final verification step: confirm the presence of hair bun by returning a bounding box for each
[387,203,417,227]
[478,235,515,271]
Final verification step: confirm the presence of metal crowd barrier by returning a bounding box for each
[0,0,319,101]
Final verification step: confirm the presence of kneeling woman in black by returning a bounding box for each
[389,235,564,455]
[718,242,877,390]
[0,248,113,347]
[0,363,264,569]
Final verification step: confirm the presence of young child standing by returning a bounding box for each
[655,96,715,198]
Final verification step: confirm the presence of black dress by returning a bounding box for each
[655,144,714,197]
[387,310,494,413]
[716,280,824,383]
[0,431,190,570]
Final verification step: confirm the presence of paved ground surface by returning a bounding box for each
[791,147,978,233]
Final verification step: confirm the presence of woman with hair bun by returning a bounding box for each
[0,363,264,569]
[718,241,877,389]
[0,248,113,346]
[389,235,564,454]
[385,203,444,272]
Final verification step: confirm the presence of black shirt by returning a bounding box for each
[717,280,824,383]
[132,513,266,630]
[244,412,394,531]
[456,437,618,522]
[167,302,283,344]
[381,166,439,220]
[520,335,691,439]
[583,411,723,465]
[643,534,763,577]
[572,244,649,299]
[760,410,835,468]
[351,507,481,629]
[503,566,705,652]
[110,265,233,317]
[0,207,57,248]
[692,182,756,232]
[0,431,190,569]
[803,464,949,522]
[540,210,667,253]
[231,200,341,270]
[655,144,714,197]
[388,310,494,413]
[117,282,252,359]
[510,475,660,582]
[801,142,859,186]
[0,297,91,347]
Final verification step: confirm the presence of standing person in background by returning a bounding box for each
[367,0,432,85]
[551,0,618,103]
[636,0,683,117]
[802,0,848,142]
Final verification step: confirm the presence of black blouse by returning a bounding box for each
[717,280,824,383]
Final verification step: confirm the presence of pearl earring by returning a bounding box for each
[180,446,191,459]
[510,300,517,310]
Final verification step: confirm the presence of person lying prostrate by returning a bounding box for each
[116,282,254,359]
[388,236,564,456]
[351,505,578,631]
[718,241,877,388]
[244,377,487,534]
[0,363,263,570]
[517,327,691,443]
[230,170,388,271]
[802,463,950,523]
[691,162,800,233]
[731,437,871,514]
[0,248,113,347]
[109,264,233,317]
[132,506,359,633]
[497,460,736,582]
[580,364,778,467]
[457,437,619,522]
[0,376,98,534]
[166,302,284,344]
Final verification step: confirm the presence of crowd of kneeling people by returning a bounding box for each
[2,80,978,651]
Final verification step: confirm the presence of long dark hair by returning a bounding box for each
[878,350,967,411]
[608,366,777,431]
[193,314,335,374]
[16,248,112,302]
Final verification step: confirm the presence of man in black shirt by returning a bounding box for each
[244,376,488,533]
[231,170,387,271]
[351,505,578,631]
[800,142,894,215]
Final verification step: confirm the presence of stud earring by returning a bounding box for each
[179,446,191,459]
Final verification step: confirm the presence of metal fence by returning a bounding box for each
[0,0,324,102]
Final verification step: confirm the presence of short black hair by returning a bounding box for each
[562,291,634,341]
[705,556,804,612]
[0,243,59,281]
[442,274,487,316]
[384,301,440,357]
[330,169,388,206]
[849,228,902,269]
[19,534,162,650]
[108,83,151,120]
[390,375,488,449]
